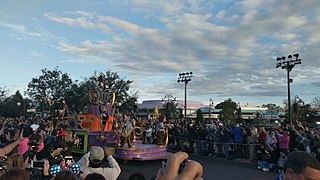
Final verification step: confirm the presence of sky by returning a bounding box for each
[1,0,320,107]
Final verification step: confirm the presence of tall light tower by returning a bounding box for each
[209,98,214,123]
[276,53,301,124]
[177,72,193,121]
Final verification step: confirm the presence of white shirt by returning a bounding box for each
[77,152,121,180]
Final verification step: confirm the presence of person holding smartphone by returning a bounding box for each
[0,129,26,157]
[77,146,121,180]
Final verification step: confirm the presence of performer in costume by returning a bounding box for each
[119,113,134,148]
[93,75,116,139]
[155,114,166,145]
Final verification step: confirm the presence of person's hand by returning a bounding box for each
[39,130,44,137]
[19,129,25,141]
[24,156,30,167]
[13,129,20,141]
[43,160,50,176]
[50,148,62,157]
[103,147,112,157]
[156,152,203,180]
[0,126,4,134]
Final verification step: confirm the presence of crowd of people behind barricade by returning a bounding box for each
[0,116,123,180]
[0,115,319,179]
[147,118,320,173]
[0,115,206,180]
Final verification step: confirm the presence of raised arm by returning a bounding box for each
[0,129,25,157]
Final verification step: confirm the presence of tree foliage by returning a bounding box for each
[311,96,320,110]
[216,98,237,122]
[0,91,23,117]
[87,70,138,113]
[27,67,73,116]
[64,81,89,114]
[161,101,178,120]
[25,68,138,117]
[196,108,204,125]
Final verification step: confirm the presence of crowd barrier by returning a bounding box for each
[166,134,265,161]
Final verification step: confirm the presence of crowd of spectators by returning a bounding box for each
[0,116,205,180]
[152,118,320,173]
[0,115,319,179]
[0,116,121,180]
[128,115,320,173]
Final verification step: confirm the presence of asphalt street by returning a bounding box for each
[116,155,277,180]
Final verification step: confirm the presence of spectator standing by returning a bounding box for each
[220,127,230,158]
[276,129,290,155]
[230,124,244,159]
[198,125,208,155]
[248,127,258,162]
[188,124,197,153]
[77,146,121,180]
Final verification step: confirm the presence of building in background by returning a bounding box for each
[137,100,205,120]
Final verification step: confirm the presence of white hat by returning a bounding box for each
[30,124,39,131]
[89,146,105,164]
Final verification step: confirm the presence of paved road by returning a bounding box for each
[116,155,277,180]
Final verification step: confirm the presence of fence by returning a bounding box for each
[166,134,264,161]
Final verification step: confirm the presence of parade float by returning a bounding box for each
[60,75,170,161]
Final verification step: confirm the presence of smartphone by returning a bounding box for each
[65,156,73,166]
[31,160,45,169]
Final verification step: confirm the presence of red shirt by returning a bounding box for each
[258,131,266,145]
[277,134,290,150]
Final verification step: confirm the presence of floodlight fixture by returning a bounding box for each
[177,72,194,121]
[275,53,302,124]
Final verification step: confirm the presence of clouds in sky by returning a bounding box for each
[0,0,319,106]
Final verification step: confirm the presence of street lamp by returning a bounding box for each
[209,98,214,123]
[177,72,193,121]
[276,53,301,124]
[161,94,176,120]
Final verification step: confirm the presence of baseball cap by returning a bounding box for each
[89,146,105,164]
[30,124,39,131]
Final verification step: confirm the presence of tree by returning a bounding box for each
[1,91,23,118]
[0,86,9,116]
[64,81,89,114]
[216,98,237,122]
[27,67,73,118]
[311,96,320,110]
[160,100,178,120]
[196,109,204,125]
[87,70,138,113]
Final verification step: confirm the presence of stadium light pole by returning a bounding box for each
[177,72,193,121]
[276,53,301,124]
[209,98,214,123]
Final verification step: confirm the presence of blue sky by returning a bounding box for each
[1,0,320,107]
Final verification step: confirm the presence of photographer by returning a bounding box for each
[36,137,69,166]
[17,125,44,157]
[155,151,203,180]
[77,146,121,180]
[22,133,43,164]
[0,129,25,157]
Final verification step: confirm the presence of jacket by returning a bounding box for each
[77,152,121,180]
